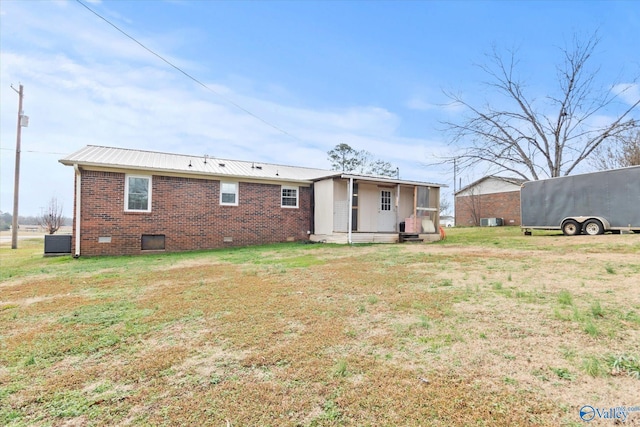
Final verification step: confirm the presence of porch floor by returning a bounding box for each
[310,232,441,244]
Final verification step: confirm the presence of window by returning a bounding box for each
[417,186,430,209]
[220,182,238,205]
[125,175,151,212]
[351,183,358,231]
[380,190,391,211]
[281,186,298,208]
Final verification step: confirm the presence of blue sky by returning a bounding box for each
[1,0,639,216]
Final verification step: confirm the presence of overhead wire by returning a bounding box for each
[0,147,68,156]
[74,0,301,142]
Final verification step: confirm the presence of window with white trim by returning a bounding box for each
[281,186,298,208]
[380,190,392,211]
[220,181,238,205]
[125,175,151,212]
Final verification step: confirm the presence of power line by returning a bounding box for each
[74,0,301,142]
[0,147,68,156]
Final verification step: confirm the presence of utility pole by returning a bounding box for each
[10,84,26,249]
[453,157,457,193]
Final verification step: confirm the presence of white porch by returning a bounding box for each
[309,232,442,244]
[312,174,443,244]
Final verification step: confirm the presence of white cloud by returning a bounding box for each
[611,83,640,106]
[406,95,466,116]
[0,1,449,216]
[406,97,435,111]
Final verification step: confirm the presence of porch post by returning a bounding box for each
[396,184,400,232]
[347,177,353,244]
[413,186,418,233]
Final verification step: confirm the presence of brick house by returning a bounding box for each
[454,176,525,226]
[60,146,444,256]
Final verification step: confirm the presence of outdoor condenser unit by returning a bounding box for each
[44,234,72,255]
[480,218,504,227]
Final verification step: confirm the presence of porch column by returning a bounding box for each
[396,184,400,232]
[413,186,418,233]
[347,177,353,244]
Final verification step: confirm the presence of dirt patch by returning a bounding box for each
[2,233,638,426]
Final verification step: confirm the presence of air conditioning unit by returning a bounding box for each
[480,217,504,227]
[44,234,72,255]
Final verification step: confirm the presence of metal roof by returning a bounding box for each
[59,145,445,187]
[454,175,526,195]
[60,145,338,183]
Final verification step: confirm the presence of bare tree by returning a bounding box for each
[439,192,452,216]
[457,186,481,226]
[443,33,639,180]
[39,197,64,235]
[591,130,640,170]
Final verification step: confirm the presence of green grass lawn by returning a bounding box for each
[1,229,639,426]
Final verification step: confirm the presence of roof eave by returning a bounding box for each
[59,159,316,185]
[338,173,446,188]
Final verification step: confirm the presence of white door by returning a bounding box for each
[377,190,396,232]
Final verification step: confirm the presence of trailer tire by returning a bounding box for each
[583,219,604,235]
[562,220,581,236]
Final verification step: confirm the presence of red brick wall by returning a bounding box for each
[455,191,521,226]
[74,170,312,256]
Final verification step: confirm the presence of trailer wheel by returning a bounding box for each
[562,220,581,236]
[583,219,604,235]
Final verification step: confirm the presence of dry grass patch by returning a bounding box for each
[1,233,639,426]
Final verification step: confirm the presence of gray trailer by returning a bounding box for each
[520,166,640,235]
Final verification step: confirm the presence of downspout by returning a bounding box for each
[347,177,353,244]
[73,164,81,258]
[309,183,315,236]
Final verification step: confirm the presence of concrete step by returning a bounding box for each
[399,233,424,243]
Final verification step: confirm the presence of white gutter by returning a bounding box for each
[73,164,81,258]
[347,176,353,244]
